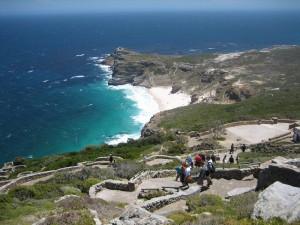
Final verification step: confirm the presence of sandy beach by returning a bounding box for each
[147,86,191,112]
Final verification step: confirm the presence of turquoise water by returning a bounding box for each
[1,11,300,166]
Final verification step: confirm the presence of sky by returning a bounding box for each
[1,0,300,15]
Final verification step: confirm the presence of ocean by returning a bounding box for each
[1,11,300,166]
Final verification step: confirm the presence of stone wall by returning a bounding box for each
[140,193,183,212]
[89,180,135,198]
[256,158,300,190]
[212,167,261,180]
[140,186,202,212]
[0,165,81,193]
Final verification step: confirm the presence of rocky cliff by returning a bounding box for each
[102,46,300,103]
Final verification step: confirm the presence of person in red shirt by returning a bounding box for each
[195,155,202,167]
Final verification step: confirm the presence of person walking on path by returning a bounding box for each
[241,144,246,152]
[195,154,202,167]
[175,166,182,181]
[229,155,234,164]
[180,163,187,185]
[143,155,148,163]
[205,156,214,187]
[211,154,216,163]
[230,143,234,154]
[186,154,193,168]
[183,164,191,188]
[109,154,114,166]
[199,152,206,162]
[197,158,213,188]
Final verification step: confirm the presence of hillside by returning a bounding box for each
[102,45,300,103]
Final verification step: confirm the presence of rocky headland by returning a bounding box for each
[102,46,300,103]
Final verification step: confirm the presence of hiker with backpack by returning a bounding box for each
[197,156,214,188]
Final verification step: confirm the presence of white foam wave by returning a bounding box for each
[27,70,34,73]
[111,84,159,125]
[76,54,85,57]
[42,80,49,83]
[70,75,85,79]
[97,64,111,73]
[107,133,140,145]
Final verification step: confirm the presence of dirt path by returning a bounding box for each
[21,174,54,186]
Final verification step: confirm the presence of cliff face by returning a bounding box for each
[102,46,300,103]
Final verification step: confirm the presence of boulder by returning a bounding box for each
[178,63,194,72]
[252,181,300,223]
[225,187,255,199]
[226,85,254,101]
[110,205,172,225]
[170,85,181,94]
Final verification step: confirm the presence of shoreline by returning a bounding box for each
[147,86,191,112]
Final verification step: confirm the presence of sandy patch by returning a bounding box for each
[148,86,190,111]
[214,52,242,62]
[219,123,291,147]
[251,80,265,85]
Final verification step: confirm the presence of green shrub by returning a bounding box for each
[45,157,78,170]
[0,194,12,203]
[229,192,259,219]
[163,141,186,155]
[187,194,225,214]
[74,178,101,194]
[59,186,82,196]
[32,183,64,199]
[9,186,39,201]
[43,210,95,225]
[167,210,197,224]
[114,160,148,180]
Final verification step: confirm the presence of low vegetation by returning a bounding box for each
[167,193,297,225]
[158,90,300,132]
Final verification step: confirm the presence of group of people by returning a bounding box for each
[175,153,215,188]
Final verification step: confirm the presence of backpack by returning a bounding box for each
[206,161,215,174]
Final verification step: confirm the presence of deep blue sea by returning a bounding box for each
[1,11,300,166]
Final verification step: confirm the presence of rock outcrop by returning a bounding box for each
[198,68,228,83]
[256,157,300,190]
[226,85,254,101]
[110,205,172,225]
[252,181,300,223]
